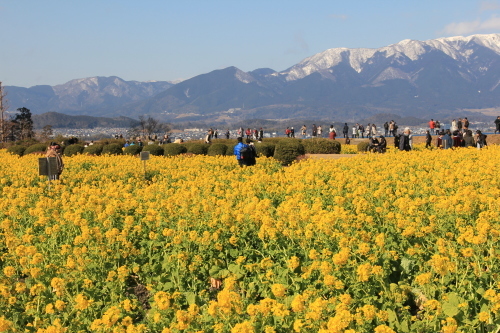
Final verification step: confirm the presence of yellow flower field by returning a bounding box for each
[0,146,500,333]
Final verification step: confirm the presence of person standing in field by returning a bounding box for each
[475,130,487,149]
[46,142,64,180]
[245,138,257,166]
[317,125,323,138]
[425,130,432,149]
[312,124,318,138]
[399,128,412,151]
[494,116,500,134]
[233,137,248,167]
[463,130,474,147]
[343,123,349,138]
[384,122,389,136]
[442,130,453,149]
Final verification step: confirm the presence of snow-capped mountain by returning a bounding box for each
[114,33,500,121]
[282,34,500,82]
[5,34,500,121]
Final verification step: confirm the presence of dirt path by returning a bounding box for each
[305,154,358,160]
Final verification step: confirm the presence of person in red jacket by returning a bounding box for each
[429,119,435,133]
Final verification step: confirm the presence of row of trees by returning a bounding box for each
[2,106,170,143]
[3,107,37,142]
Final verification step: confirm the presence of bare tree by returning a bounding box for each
[129,115,170,139]
[39,125,54,141]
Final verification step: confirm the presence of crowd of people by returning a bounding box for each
[281,121,402,140]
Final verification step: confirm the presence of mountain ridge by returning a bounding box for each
[4,33,500,122]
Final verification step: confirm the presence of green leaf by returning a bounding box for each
[209,266,221,277]
[387,309,399,326]
[400,257,414,273]
[228,264,245,278]
[442,302,460,317]
[400,319,410,333]
[447,292,460,306]
[184,292,197,305]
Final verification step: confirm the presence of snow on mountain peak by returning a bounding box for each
[235,68,256,84]
[283,33,500,81]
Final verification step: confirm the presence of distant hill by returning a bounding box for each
[32,112,139,129]
[5,76,173,115]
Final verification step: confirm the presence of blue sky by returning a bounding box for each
[1,0,500,87]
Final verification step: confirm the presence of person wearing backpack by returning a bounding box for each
[233,137,249,167]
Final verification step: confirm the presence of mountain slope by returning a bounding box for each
[5,76,173,115]
[111,33,500,121]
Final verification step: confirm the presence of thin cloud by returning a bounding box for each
[285,33,309,55]
[479,1,500,12]
[329,14,348,20]
[441,15,500,35]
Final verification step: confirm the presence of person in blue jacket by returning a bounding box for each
[233,137,248,167]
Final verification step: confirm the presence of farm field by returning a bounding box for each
[1,146,500,333]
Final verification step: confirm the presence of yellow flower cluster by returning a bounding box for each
[0,146,499,332]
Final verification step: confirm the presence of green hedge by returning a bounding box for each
[102,143,123,155]
[273,139,305,166]
[302,138,341,154]
[186,143,209,155]
[357,141,370,152]
[124,145,143,155]
[7,145,26,156]
[63,144,84,157]
[163,144,187,156]
[24,143,49,155]
[83,145,104,156]
[255,143,275,157]
[207,143,228,156]
[142,144,164,156]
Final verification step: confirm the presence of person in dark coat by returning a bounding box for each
[475,130,487,149]
[495,116,500,134]
[425,130,432,149]
[463,130,474,147]
[398,128,412,151]
[245,139,257,166]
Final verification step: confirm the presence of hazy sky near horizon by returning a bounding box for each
[2,0,500,87]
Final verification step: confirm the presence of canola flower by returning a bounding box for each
[0,147,499,332]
